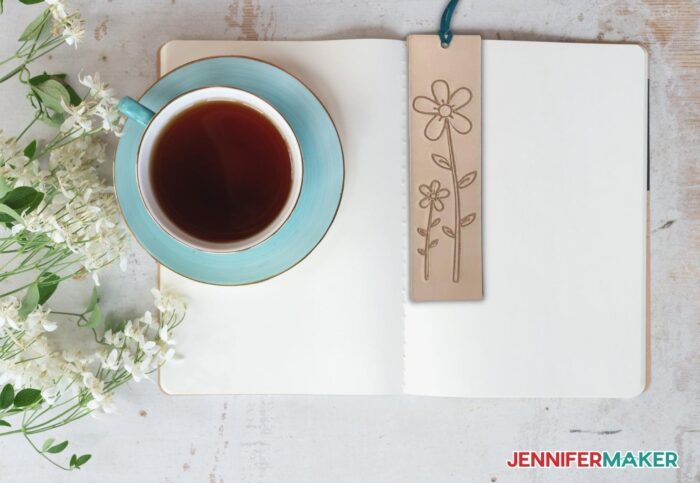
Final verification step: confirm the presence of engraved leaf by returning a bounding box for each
[460,213,476,227]
[431,154,451,170]
[458,171,477,189]
[417,227,427,237]
[442,226,455,238]
[430,217,441,228]
[417,248,425,256]
[429,239,439,248]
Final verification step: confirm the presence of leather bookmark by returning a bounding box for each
[408,34,482,301]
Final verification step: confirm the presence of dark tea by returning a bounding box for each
[149,100,293,243]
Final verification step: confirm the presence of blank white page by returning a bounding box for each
[159,40,407,394]
[404,41,648,397]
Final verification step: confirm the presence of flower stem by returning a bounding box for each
[445,127,461,282]
[16,112,41,142]
[22,432,71,471]
[0,53,18,67]
[26,403,83,433]
[423,202,434,280]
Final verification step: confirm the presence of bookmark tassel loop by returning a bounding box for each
[439,0,460,47]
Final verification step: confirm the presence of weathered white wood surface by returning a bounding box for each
[0,1,698,481]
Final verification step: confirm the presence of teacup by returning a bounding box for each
[118,86,303,253]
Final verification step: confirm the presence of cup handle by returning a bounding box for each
[118,96,155,127]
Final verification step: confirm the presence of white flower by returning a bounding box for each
[79,72,116,102]
[122,354,144,382]
[140,340,157,354]
[60,99,92,135]
[41,386,60,405]
[123,320,140,340]
[0,297,21,331]
[0,133,27,167]
[151,289,186,317]
[0,287,186,422]
[67,73,124,135]
[81,372,98,390]
[101,348,120,371]
[0,297,54,338]
[142,311,153,327]
[46,2,85,48]
[103,329,125,349]
[62,23,84,47]
[25,309,58,333]
[157,344,176,363]
[7,135,131,278]
[96,105,124,134]
[87,393,115,413]
[158,325,175,345]
[45,0,67,21]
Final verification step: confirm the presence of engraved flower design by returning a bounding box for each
[413,79,477,283]
[418,180,450,212]
[412,80,472,141]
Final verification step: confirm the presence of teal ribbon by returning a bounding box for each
[439,0,460,46]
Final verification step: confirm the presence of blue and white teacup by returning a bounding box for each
[118,86,303,253]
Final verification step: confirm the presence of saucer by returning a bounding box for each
[114,57,344,285]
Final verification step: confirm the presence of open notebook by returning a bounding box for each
[158,39,648,397]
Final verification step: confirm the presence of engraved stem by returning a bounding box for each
[423,202,434,281]
[446,126,461,282]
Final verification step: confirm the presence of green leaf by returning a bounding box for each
[19,0,46,4]
[63,82,82,106]
[0,420,10,427]
[46,440,68,454]
[69,454,77,467]
[1,186,44,214]
[85,287,99,313]
[0,65,23,83]
[0,384,14,409]
[42,438,55,452]
[28,73,52,86]
[86,303,102,328]
[40,111,64,127]
[37,272,60,304]
[0,203,23,224]
[18,9,49,41]
[0,178,10,200]
[31,79,70,113]
[74,454,91,467]
[13,388,42,408]
[29,73,81,106]
[19,283,40,318]
[23,140,37,159]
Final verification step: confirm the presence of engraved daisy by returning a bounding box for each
[418,180,450,212]
[412,80,472,141]
[416,179,449,281]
